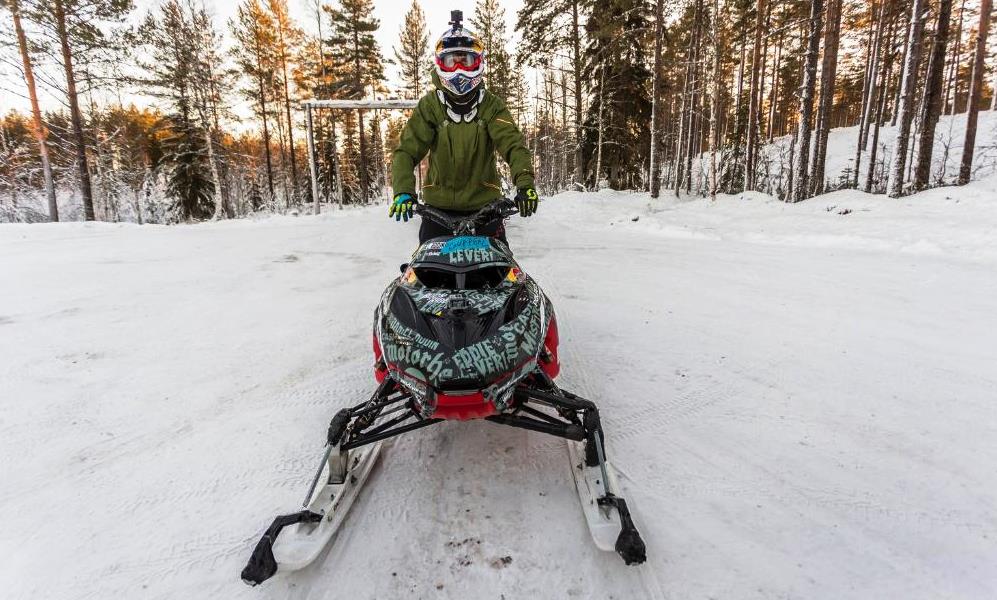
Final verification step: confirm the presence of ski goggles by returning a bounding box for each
[436,51,482,73]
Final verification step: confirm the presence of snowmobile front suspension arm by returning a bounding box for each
[485,413,586,440]
[341,415,442,451]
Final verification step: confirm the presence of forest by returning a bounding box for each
[0,0,994,223]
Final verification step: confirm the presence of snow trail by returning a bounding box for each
[2,180,996,599]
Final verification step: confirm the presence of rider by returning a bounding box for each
[389,10,539,244]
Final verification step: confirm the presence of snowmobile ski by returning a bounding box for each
[272,440,383,570]
[566,439,625,551]
[241,407,385,586]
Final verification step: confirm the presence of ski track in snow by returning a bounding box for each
[2,174,997,599]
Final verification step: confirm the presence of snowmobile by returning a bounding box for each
[241,199,647,586]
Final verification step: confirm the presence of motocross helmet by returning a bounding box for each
[434,11,486,122]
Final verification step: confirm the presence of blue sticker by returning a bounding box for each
[440,236,491,255]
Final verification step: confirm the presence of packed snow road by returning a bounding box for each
[2,185,996,600]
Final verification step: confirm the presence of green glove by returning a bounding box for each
[515,187,539,217]
[389,193,415,222]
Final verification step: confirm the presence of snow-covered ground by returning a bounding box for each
[2,177,997,599]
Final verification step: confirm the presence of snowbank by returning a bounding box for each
[549,174,997,264]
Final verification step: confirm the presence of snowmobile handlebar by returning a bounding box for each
[414,199,518,237]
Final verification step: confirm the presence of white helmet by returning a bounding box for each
[433,11,485,121]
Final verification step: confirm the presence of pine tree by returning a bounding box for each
[958,0,992,184]
[649,0,666,197]
[516,0,588,187]
[744,0,767,192]
[809,0,842,196]
[137,0,223,221]
[472,0,517,108]
[267,0,303,205]
[394,0,430,99]
[26,0,132,220]
[913,0,953,190]
[5,0,58,221]
[583,0,652,189]
[231,0,279,204]
[324,0,385,203]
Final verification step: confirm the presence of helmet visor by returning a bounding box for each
[437,51,482,73]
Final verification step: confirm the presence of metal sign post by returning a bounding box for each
[300,99,418,212]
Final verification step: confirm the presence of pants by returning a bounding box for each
[419,209,507,245]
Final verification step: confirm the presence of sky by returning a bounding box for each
[0,0,524,117]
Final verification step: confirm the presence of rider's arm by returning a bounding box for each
[391,96,436,197]
[487,102,536,191]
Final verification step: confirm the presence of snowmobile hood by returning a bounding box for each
[376,278,551,395]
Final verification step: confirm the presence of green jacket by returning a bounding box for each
[391,84,535,211]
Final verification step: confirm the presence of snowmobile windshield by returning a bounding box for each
[414,265,511,290]
[409,236,515,271]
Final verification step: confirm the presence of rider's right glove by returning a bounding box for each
[515,187,539,217]
[389,193,415,222]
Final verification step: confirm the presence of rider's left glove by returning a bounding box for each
[389,193,415,222]
[515,187,539,217]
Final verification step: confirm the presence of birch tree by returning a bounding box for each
[791,0,824,202]
[888,0,927,197]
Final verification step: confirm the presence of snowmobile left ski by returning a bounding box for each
[241,200,646,586]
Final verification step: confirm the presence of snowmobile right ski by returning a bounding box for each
[567,439,624,551]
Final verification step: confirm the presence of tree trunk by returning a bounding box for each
[958,0,992,184]
[202,123,224,219]
[259,86,277,203]
[791,0,824,202]
[53,0,95,221]
[570,0,584,188]
[11,0,58,221]
[278,23,299,205]
[352,28,370,203]
[673,11,695,198]
[709,0,721,200]
[649,0,665,198]
[944,0,967,115]
[767,28,783,141]
[684,0,704,195]
[810,0,842,196]
[595,64,605,189]
[890,1,914,126]
[888,0,926,197]
[913,0,953,190]
[744,0,767,192]
[855,0,887,187]
[865,7,899,191]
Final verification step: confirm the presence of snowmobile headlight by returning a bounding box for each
[401,266,419,286]
[505,267,525,283]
